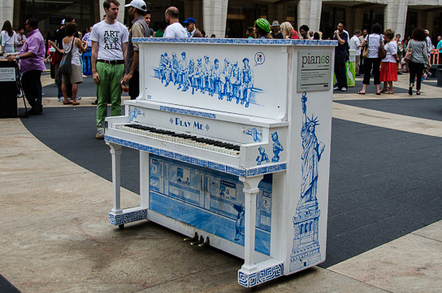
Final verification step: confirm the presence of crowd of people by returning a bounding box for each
[1,0,441,137]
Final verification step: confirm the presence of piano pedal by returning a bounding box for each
[198,237,210,247]
[184,232,198,242]
[190,235,204,246]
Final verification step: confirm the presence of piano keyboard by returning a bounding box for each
[116,124,241,156]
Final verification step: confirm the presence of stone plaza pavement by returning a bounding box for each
[0,73,441,292]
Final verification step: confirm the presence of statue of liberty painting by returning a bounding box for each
[299,92,325,205]
[290,92,323,272]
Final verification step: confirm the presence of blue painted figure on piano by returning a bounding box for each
[256,146,269,165]
[246,128,263,143]
[231,203,245,241]
[241,58,254,107]
[271,132,283,162]
[290,92,323,272]
[153,52,262,108]
[129,108,142,122]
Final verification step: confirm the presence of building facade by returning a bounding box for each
[1,0,442,44]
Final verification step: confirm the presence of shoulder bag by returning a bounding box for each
[362,36,369,59]
[58,38,75,74]
[378,36,387,59]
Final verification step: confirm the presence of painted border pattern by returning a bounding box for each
[133,37,337,46]
[238,263,284,287]
[109,209,147,226]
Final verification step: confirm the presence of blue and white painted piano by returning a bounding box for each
[105,37,337,287]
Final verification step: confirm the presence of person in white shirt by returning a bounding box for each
[349,30,362,75]
[90,0,129,139]
[380,29,399,94]
[163,6,188,38]
[1,20,17,54]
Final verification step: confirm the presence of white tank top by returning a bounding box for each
[62,37,81,66]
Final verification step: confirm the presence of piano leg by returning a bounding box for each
[140,151,150,209]
[107,143,148,227]
[239,175,263,272]
[108,143,122,214]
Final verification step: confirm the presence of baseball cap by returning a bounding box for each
[125,0,147,12]
[183,17,196,24]
[271,21,280,27]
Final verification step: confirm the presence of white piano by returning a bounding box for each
[105,37,337,287]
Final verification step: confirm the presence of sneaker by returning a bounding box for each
[341,87,347,92]
[96,128,104,139]
[77,96,81,100]
[91,99,98,105]
[333,86,340,90]
[58,97,64,102]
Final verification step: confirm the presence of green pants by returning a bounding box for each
[96,62,124,130]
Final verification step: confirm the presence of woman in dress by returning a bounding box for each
[61,23,87,105]
[380,29,399,94]
[358,23,383,95]
[407,28,429,95]
[1,20,16,54]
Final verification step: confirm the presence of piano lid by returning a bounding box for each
[134,38,337,122]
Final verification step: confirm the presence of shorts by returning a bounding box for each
[62,64,83,84]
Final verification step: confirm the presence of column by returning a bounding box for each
[297,0,322,32]
[0,0,14,28]
[239,175,263,271]
[203,0,228,38]
[108,143,122,214]
[384,0,408,38]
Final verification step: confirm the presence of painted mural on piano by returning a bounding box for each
[290,92,324,272]
[149,155,272,255]
[153,52,263,108]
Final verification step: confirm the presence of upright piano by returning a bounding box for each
[105,38,337,287]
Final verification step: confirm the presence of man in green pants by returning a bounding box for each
[91,0,128,139]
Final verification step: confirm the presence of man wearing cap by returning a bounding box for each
[90,0,129,139]
[121,0,151,100]
[183,18,202,38]
[271,21,283,39]
[163,6,188,38]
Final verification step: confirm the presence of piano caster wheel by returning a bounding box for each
[184,232,198,242]
[118,224,124,229]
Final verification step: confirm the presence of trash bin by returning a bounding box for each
[0,60,18,118]
[437,68,442,86]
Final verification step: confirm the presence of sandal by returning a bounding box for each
[416,91,421,95]
[63,100,72,105]
[357,91,365,95]
[72,101,80,105]
[385,91,394,94]
[375,92,381,95]
[380,88,388,93]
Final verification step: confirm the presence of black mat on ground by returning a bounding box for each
[335,97,442,121]
[0,274,20,293]
[19,106,442,270]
